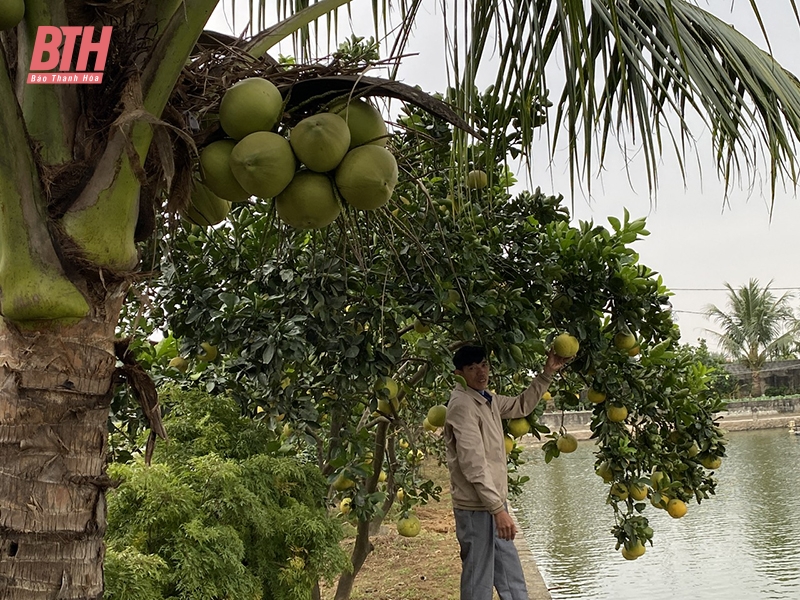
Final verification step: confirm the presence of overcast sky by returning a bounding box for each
[208,2,800,353]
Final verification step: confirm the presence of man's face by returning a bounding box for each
[456,359,490,392]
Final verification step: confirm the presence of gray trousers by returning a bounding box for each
[453,508,529,600]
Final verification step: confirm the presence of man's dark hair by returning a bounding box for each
[453,345,487,370]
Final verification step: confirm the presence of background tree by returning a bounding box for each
[3,1,800,596]
[705,279,799,396]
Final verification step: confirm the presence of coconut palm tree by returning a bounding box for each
[3,0,800,596]
[705,279,799,396]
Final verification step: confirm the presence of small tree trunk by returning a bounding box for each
[752,369,763,397]
[0,305,120,599]
[333,520,373,600]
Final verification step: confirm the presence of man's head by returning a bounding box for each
[453,345,490,392]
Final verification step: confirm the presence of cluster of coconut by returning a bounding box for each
[185,78,398,229]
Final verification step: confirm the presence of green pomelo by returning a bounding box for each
[199,140,250,202]
[275,171,341,229]
[185,182,231,226]
[426,405,447,428]
[219,78,283,140]
[290,113,351,172]
[0,0,24,30]
[335,146,398,210]
[330,98,388,148]
[466,170,488,189]
[229,132,296,199]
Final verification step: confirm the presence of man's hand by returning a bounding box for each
[494,510,517,540]
[543,350,571,377]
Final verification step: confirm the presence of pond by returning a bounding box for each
[514,428,800,600]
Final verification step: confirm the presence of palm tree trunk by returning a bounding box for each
[752,369,763,397]
[0,302,121,599]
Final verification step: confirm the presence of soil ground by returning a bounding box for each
[321,460,503,600]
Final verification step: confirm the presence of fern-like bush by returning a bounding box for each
[105,386,349,600]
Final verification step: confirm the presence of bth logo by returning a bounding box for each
[28,26,112,85]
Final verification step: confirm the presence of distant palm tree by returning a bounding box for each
[705,279,799,396]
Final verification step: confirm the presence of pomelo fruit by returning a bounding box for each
[423,418,437,432]
[553,333,580,358]
[700,455,722,470]
[507,418,531,438]
[332,473,355,491]
[606,404,628,423]
[330,98,388,148]
[219,77,283,140]
[610,482,629,500]
[587,389,606,404]
[339,498,352,515]
[556,433,578,453]
[275,171,340,229]
[0,0,24,30]
[290,112,351,172]
[397,514,421,537]
[504,435,515,455]
[335,145,398,210]
[667,498,688,519]
[466,169,488,189]
[426,404,447,428]
[168,356,189,373]
[184,182,231,226]
[614,331,637,351]
[229,132,296,199]
[596,461,613,483]
[621,541,646,560]
[629,482,648,501]
[199,140,250,202]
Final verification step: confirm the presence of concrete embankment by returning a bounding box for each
[535,397,800,441]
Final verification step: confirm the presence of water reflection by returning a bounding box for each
[514,429,800,600]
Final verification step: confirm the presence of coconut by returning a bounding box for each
[334,146,398,210]
[229,132,296,199]
[184,182,231,226]
[275,170,341,229]
[330,98,388,148]
[199,140,250,202]
[289,113,351,172]
[219,78,283,140]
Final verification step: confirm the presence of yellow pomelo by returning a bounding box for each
[610,482,629,500]
[184,182,231,226]
[332,473,355,491]
[168,356,189,373]
[229,132,296,199]
[596,461,613,483]
[330,98,388,148]
[197,342,218,361]
[275,171,340,229]
[466,169,488,189]
[199,140,250,202]
[375,376,400,399]
[587,389,606,404]
[335,145,398,210]
[423,418,437,432]
[687,441,701,458]
[700,455,722,469]
[504,435,515,455]
[339,498,352,514]
[621,541,646,560]
[0,0,24,30]
[377,397,399,414]
[397,515,421,538]
[290,112,351,172]
[553,333,580,358]
[629,482,648,501]
[407,449,424,464]
[667,498,688,519]
[606,404,628,423]
[219,78,283,140]
[507,418,531,438]
[556,433,578,453]
[378,471,387,483]
[614,331,637,351]
[427,404,447,428]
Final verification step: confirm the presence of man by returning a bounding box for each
[444,344,568,600]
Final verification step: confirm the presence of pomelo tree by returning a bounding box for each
[2,0,800,597]
[133,103,723,597]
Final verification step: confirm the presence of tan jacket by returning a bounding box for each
[444,374,552,514]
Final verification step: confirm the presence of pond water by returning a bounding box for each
[514,428,800,600]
